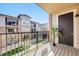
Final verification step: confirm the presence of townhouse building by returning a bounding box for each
[18,14,31,32]
[0,14,20,33]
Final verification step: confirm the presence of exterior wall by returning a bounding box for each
[18,19,21,32]
[51,9,79,48]
[0,15,20,47]
[38,23,48,31]
[0,15,19,33]
[6,16,19,33]
[76,17,79,48]
[36,23,40,31]
[49,14,52,42]
[0,16,5,26]
[0,27,5,33]
[0,16,6,33]
[75,9,79,48]
[19,16,31,32]
[7,16,18,24]
[52,14,58,43]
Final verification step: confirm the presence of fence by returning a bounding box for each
[0,31,49,56]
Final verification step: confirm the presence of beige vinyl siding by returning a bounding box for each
[0,16,5,26]
[0,27,6,33]
[76,16,79,48]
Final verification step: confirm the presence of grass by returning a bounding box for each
[2,45,30,56]
[31,39,44,44]
[32,39,48,44]
[2,39,48,56]
[42,40,48,44]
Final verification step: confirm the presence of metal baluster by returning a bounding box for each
[47,31,49,42]
[24,33,26,55]
[21,33,23,56]
[16,33,19,56]
[19,33,21,56]
[22,33,25,55]
[25,33,27,54]
[13,33,15,56]
[0,34,2,56]
[23,33,25,55]
[29,32,31,53]
[12,34,14,56]
[14,33,16,56]
[10,34,13,56]
[26,32,30,54]
[5,33,8,56]
[36,31,38,49]
[17,33,19,56]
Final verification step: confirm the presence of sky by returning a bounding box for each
[0,3,48,24]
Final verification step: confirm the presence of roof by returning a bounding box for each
[17,14,31,18]
[0,14,17,18]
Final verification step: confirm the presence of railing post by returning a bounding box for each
[36,31,38,49]
[5,33,7,56]
[0,35,2,56]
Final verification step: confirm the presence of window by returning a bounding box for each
[8,28,14,33]
[5,17,18,26]
[34,23,36,27]
[7,22,17,26]
[31,29,36,32]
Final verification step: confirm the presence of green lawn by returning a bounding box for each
[32,39,48,44]
[41,40,48,44]
[2,39,48,56]
[2,45,30,56]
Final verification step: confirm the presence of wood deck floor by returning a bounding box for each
[51,44,79,56]
[24,43,79,56]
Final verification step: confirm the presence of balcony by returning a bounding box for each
[0,31,49,56]
[7,22,17,25]
[1,31,79,56]
[5,22,18,28]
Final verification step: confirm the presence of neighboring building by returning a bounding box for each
[18,14,31,32]
[30,21,49,32]
[30,21,36,32]
[0,14,20,33]
[0,14,20,47]
[30,21,48,39]
[35,22,40,31]
[38,23,49,40]
[30,21,37,38]
[39,23,48,31]
[0,13,48,47]
[0,14,48,33]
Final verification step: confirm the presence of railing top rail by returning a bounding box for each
[0,31,49,35]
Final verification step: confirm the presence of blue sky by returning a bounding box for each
[0,3,48,24]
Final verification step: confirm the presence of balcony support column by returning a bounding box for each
[49,14,53,44]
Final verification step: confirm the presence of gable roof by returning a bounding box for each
[18,14,31,19]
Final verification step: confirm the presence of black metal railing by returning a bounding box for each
[0,31,49,56]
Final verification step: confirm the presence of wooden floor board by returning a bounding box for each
[51,44,79,56]
[53,46,59,56]
[68,46,72,56]
[56,45,63,56]
[59,45,65,56]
